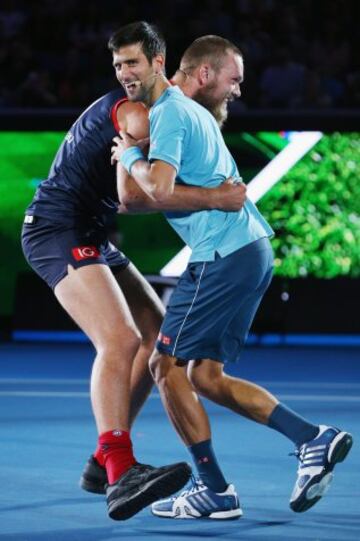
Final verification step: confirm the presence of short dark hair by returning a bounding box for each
[108,21,166,64]
[180,35,242,73]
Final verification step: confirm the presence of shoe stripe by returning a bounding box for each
[196,494,212,510]
[305,452,326,458]
[306,444,326,452]
[302,459,323,466]
[201,493,218,509]
[189,495,207,512]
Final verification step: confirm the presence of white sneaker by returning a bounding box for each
[290,425,353,513]
[151,477,243,519]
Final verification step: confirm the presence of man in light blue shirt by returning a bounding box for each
[148,84,273,262]
[110,22,352,519]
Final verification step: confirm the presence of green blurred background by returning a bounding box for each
[0,131,359,321]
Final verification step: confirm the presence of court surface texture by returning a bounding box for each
[0,342,359,541]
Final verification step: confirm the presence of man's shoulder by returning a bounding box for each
[151,94,189,123]
[152,88,210,124]
[168,88,214,121]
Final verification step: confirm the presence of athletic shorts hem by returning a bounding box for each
[50,258,130,290]
[156,343,230,363]
[50,269,69,290]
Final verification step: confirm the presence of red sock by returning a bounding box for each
[98,429,136,484]
[93,444,105,467]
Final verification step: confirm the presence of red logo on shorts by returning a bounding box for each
[72,246,100,261]
[158,333,172,345]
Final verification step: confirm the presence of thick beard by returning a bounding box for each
[192,87,229,129]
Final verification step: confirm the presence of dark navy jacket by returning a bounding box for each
[27,89,126,224]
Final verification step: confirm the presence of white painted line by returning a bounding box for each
[160,245,191,278]
[256,381,360,390]
[0,391,359,402]
[278,395,360,402]
[246,132,323,202]
[0,391,89,397]
[0,378,89,385]
[1,378,359,389]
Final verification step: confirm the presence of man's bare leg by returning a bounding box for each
[149,352,210,445]
[79,264,165,494]
[188,359,278,423]
[150,351,231,494]
[114,263,165,426]
[188,359,320,445]
[55,264,141,433]
[56,264,191,519]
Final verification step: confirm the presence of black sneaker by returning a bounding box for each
[106,461,192,520]
[80,456,107,495]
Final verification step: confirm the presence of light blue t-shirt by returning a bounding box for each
[149,86,274,262]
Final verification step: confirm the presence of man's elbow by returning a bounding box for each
[120,188,142,209]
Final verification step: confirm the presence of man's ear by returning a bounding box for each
[198,64,211,86]
[153,54,166,75]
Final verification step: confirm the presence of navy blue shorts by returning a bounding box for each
[156,237,273,364]
[21,216,130,290]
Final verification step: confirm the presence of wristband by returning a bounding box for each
[120,146,145,174]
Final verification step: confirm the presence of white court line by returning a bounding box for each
[1,378,360,389]
[0,391,360,402]
[0,378,89,385]
[0,391,89,397]
[278,395,360,402]
[256,381,360,390]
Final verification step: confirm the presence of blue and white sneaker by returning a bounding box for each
[290,425,353,513]
[151,477,243,519]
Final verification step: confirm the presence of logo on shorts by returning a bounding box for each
[158,333,172,346]
[72,246,100,261]
[112,430,122,437]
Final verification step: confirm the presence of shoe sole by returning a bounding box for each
[290,431,353,513]
[209,508,243,519]
[152,507,243,520]
[79,475,106,495]
[108,464,192,521]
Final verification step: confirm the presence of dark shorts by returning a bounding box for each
[156,237,273,364]
[21,216,130,290]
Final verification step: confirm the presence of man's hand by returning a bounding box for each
[214,178,247,211]
[111,131,149,165]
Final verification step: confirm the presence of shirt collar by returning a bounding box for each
[152,85,183,108]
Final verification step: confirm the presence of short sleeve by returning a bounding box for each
[149,104,186,173]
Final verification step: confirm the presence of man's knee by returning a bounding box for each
[189,370,210,397]
[149,352,175,385]
[96,324,141,360]
[188,362,221,398]
[149,351,163,382]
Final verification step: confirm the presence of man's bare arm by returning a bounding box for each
[114,103,246,213]
[117,161,247,214]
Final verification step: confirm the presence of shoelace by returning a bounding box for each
[289,442,327,470]
[176,475,204,498]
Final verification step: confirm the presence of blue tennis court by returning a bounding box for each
[0,342,359,540]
